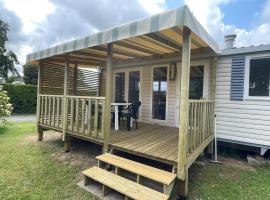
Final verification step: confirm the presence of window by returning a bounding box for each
[248,58,270,97]
[189,65,204,99]
[152,67,167,120]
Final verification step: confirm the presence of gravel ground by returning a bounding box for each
[7,114,36,123]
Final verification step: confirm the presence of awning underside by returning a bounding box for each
[26,6,220,67]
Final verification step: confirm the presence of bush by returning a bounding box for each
[2,83,37,113]
[0,90,12,124]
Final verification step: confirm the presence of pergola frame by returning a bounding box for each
[29,6,219,197]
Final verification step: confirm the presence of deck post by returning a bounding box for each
[103,43,113,153]
[177,26,191,194]
[73,64,78,95]
[63,60,70,151]
[207,57,217,156]
[36,62,44,141]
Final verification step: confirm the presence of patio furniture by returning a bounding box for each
[111,102,131,131]
[125,101,141,131]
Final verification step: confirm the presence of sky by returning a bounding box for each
[1,0,270,74]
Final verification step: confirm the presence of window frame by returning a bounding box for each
[244,54,270,100]
[150,64,169,123]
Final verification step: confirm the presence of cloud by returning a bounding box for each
[185,0,270,48]
[1,0,165,65]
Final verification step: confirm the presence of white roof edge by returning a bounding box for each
[220,44,270,56]
[26,5,220,63]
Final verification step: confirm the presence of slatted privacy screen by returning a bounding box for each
[41,64,65,95]
[187,100,215,155]
[75,68,100,96]
[65,96,106,140]
[40,63,101,96]
[230,56,245,101]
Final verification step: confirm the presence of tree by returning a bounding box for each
[23,64,38,85]
[0,19,20,82]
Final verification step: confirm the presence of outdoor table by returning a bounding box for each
[111,102,132,131]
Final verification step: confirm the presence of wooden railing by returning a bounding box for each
[37,94,106,141]
[65,96,106,140]
[38,94,64,129]
[187,100,215,155]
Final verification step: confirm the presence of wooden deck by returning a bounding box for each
[109,123,179,166]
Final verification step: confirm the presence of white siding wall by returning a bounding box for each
[216,55,270,148]
[112,57,213,127]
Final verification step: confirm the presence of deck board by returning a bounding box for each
[110,123,179,165]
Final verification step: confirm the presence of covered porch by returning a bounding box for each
[27,6,219,197]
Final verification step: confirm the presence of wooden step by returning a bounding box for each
[83,166,169,200]
[96,153,176,186]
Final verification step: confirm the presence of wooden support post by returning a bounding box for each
[64,134,71,152]
[178,168,189,197]
[62,61,69,143]
[177,26,191,182]
[103,43,113,153]
[36,63,42,139]
[37,126,43,141]
[102,185,112,196]
[207,57,217,156]
[73,64,78,95]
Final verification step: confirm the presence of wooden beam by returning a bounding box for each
[115,41,157,55]
[145,33,182,51]
[103,43,113,153]
[177,26,191,181]
[172,26,203,48]
[92,46,137,58]
[43,57,101,66]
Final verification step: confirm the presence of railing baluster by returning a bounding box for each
[101,99,105,139]
[44,96,48,125]
[70,97,74,132]
[87,98,92,136]
[94,99,98,138]
[40,96,44,124]
[52,97,55,127]
[56,97,60,128]
[75,98,79,134]
[81,98,86,135]
[193,102,197,152]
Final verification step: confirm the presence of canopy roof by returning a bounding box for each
[26,6,220,66]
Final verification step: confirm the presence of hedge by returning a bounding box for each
[2,83,37,113]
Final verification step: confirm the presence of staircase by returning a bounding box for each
[82,153,177,200]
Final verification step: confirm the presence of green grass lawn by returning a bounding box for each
[0,123,269,200]
[0,123,96,200]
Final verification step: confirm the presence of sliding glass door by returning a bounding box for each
[128,71,140,103]
[115,72,125,102]
[152,67,168,120]
[114,70,141,104]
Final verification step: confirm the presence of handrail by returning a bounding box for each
[187,100,215,156]
[38,94,106,141]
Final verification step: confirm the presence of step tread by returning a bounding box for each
[96,153,176,185]
[83,166,169,200]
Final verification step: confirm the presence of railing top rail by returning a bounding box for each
[39,94,64,97]
[66,95,106,100]
[188,100,214,103]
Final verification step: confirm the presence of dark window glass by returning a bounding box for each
[128,71,140,103]
[115,72,125,102]
[249,58,270,97]
[152,67,167,120]
[189,65,204,99]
